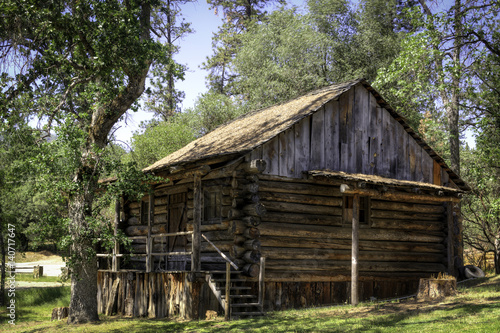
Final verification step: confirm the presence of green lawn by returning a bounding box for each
[2,276,500,333]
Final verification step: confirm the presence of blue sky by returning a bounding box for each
[114,0,468,146]
[114,1,306,145]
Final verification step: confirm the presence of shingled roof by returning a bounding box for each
[143,79,469,191]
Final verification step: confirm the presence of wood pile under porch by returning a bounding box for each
[96,270,221,319]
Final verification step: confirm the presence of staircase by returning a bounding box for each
[206,269,264,319]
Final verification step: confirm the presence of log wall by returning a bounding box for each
[257,175,448,283]
[250,85,451,187]
[259,279,420,311]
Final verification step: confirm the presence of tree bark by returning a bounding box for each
[419,0,462,175]
[67,172,99,324]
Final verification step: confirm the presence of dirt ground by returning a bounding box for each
[9,251,68,289]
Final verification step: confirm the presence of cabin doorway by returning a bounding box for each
[155,189,189,271]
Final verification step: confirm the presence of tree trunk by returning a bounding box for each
[67,171,99,324]
[448,0,462,175]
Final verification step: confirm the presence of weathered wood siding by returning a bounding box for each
[253,85,446,186]
[260,279,420,311]
[257,176,447,282]
[97,271,220,319]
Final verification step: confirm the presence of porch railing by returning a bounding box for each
[97,230,194,272]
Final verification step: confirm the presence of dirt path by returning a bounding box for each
[15,251,66,277]
[16,281,69,290]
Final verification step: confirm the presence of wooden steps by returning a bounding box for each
[206,270,264,319]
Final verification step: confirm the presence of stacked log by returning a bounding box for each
[225,160,267,277]
[257,175,448,281]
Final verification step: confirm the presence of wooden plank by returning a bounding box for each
[259,180,341,196]
[339,90,352,172]
[262,247,444,262]
[258,222,445,243]
[192,175,201,272]
[263,137,280,175]
[368,94,381,175]
[260,237,445,253]
[351,194,360,306]
[370,200,445,214]
[433,160,442,186]
[250,146,263,161]
[447,202,455,275]
[310,107,325,170]
[294,117,310,177]
[380,107,391,178]
[324,100,340,171]
[265,260,446,273]
[278,128,295,177]
[225,262,231,321]
[263,201,342,216]
[259,191,342,207]
[354,86,370,174]
[345,89,356,172]
[408,136,417,181]
[414,141,423,182]
[395,122,405,180]
[421,148,433,183]
[113,200,120,272]
[146,193,154,273]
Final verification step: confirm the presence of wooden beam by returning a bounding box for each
[113,199,121,272]
[225,262,231,321]
[146,193,154,273]
[340,184,460,203]
[351,194,359,306]
[447,202,455,275]
[192,174,202,272]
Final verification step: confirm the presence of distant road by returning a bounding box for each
[18,260,66,277]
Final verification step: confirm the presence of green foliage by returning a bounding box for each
[203,0,283,94]
[462,144,500,273]
[180,91,246,136]
[228,1,408,110]
[125,118,196,169]
[233,8,332,109]
[373,31,438,130]
[143,1,194,120]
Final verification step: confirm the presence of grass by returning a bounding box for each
[1,275,500,333]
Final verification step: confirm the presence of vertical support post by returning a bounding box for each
[351,194,359,306]
[112,199,121,272]
[146,193,154,273]
[225,261,231,321]
[447,202,455,275]
[192,174,202,272]
[258,256,266,309]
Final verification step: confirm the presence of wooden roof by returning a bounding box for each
[143,79,469,191]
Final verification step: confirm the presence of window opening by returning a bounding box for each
[203,187,222,224]
[343,196,370,225]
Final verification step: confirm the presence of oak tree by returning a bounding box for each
[0,0,180,323]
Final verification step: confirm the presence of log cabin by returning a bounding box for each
[97,78,469,320]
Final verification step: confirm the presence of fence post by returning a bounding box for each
[258,256,265,308]
[225,262,231,321]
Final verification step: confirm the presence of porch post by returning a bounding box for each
[146,192,154,272]
[112,198,121,272]
[351,194,360,306]
[192,174,202,271]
